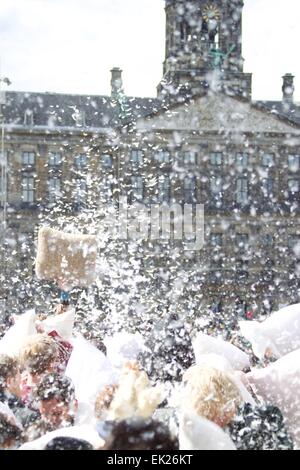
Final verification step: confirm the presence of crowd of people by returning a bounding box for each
[0,297,299,451]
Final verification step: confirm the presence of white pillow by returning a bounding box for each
[193,332,250,371]
[239,303,300,359]
[66,334,118,412]
[179,411,236,450]
[104,332,147,369]
[192,353,233,372]
[247,348,300,448]
[0,310,36,357]
[41,308,75,340]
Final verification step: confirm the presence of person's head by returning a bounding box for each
[0,412,23,449]
[45,437,93,450]
[101,418,179,450]
[182,366,242,428]
[0,354,20,394]
[20,334,59,376]
[36,373,77,429]
[94,384,118,421]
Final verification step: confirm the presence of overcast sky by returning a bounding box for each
[0,0,299,101]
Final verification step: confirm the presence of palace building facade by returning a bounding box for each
[1,0,300,320]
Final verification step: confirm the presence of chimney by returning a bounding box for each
[282,73,294,107]
[111,67,123,99]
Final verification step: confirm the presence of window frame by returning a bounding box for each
[262,153,275,167]
[48,152,62,167]
[74,154,88,169]
[288,154,300,172]
[131,175,144,200]
[236,152,248,170]
[74,178,87,204]
[101,153,113,169]
[236,177,248,204]
[183,175,197,203]
[131,149,143,166]
[22,151,35,166]
[210,152,223,166]
[158,175,171,203]
[288,178,300,194]
[22,174,35,203]
[48,177,61,203]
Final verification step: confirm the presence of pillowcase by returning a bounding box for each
[66,334,117,412]
[239,303,300,359]
[247,348,300,448]
[41,309,75,341]
[35,226,97,289]
[179,411,236,450]
[0,310,36,357]
[192,332,250,371]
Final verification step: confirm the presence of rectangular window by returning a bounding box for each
[74,154,87,169]
[288,154,300,172]
[22,152,35,166]
[74,178,87,204]
[236,153,248,169]
[155,150,171,164]
[48,177,61,203]
[262,234,273,247]
[288,234,300,249]
[22,175,35,203]
[210,176,222,195]
[24,110,34,126]
[288,179,299,194]
[236,177,248,204]
[236,233,249,248]
[210,152,223,166]
[131,176,143,200]
[262,178,274,196]
[49,152,62,166]
[184,176,196,203]
[183,151,197,165]
[211,233,223,247]
[101,154,112,168]
[131,149,143,165]
[262,153,275,167]
[158,175,170,203]
[74,110,85,127]
[101,177,113,201]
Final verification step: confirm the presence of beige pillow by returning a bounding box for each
[35,226,97,288]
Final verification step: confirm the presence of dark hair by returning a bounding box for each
[36,373,75,404]
[0,413,23,448]
[45,437,93,450]
[102,418,179,450]
[228,403,294,450]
